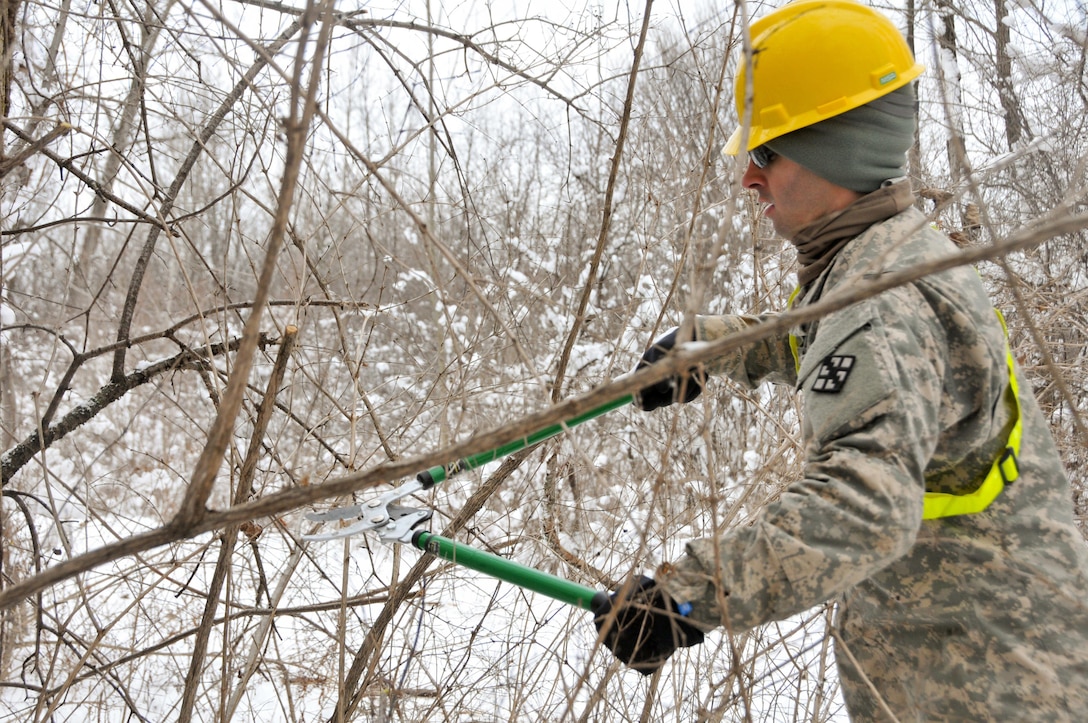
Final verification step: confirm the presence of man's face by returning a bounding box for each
[741,152,863,240]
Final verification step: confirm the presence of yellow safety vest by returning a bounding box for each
[786,288,1022,519]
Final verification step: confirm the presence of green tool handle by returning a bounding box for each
[412,531,607,612]
[417,393,634,489]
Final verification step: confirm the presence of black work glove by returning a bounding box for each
[634,326,705,411]
[592,575,704,675]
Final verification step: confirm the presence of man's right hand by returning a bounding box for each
[592,575,704,675]
[634,326,704,411]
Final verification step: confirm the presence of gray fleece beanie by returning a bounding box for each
[765,84,917,193]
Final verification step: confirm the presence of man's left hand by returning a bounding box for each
[634,327,705,411]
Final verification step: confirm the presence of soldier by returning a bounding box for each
[593,1,1088,719]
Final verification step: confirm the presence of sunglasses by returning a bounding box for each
[749,145,778,169]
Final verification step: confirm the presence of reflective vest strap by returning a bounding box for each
[787,286,803,374]
[787,284,1022,520]
[923,309,1022,519]
[921,350,1021,518]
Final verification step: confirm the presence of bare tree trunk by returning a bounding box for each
[905,0,923,192]
[993,0,1027,150]
[934,0,967,185]
[0,0,18,136]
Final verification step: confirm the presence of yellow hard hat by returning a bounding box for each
[724,0,924,155]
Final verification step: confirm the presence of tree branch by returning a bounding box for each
[1,333,277,485]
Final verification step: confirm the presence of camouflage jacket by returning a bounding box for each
[659,205,1088,721]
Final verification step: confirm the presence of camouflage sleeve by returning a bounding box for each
[663,292,943,632]
[694,314,797,388]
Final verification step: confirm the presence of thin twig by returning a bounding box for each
[552,0,655,402]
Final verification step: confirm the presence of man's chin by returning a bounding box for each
[766,209,792,238]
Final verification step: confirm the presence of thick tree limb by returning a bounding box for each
[0,209,1084,611]
[177,326,297,723]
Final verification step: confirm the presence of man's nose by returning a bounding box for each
[741,159,765,190]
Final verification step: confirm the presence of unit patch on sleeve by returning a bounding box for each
[811,354,856,393]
